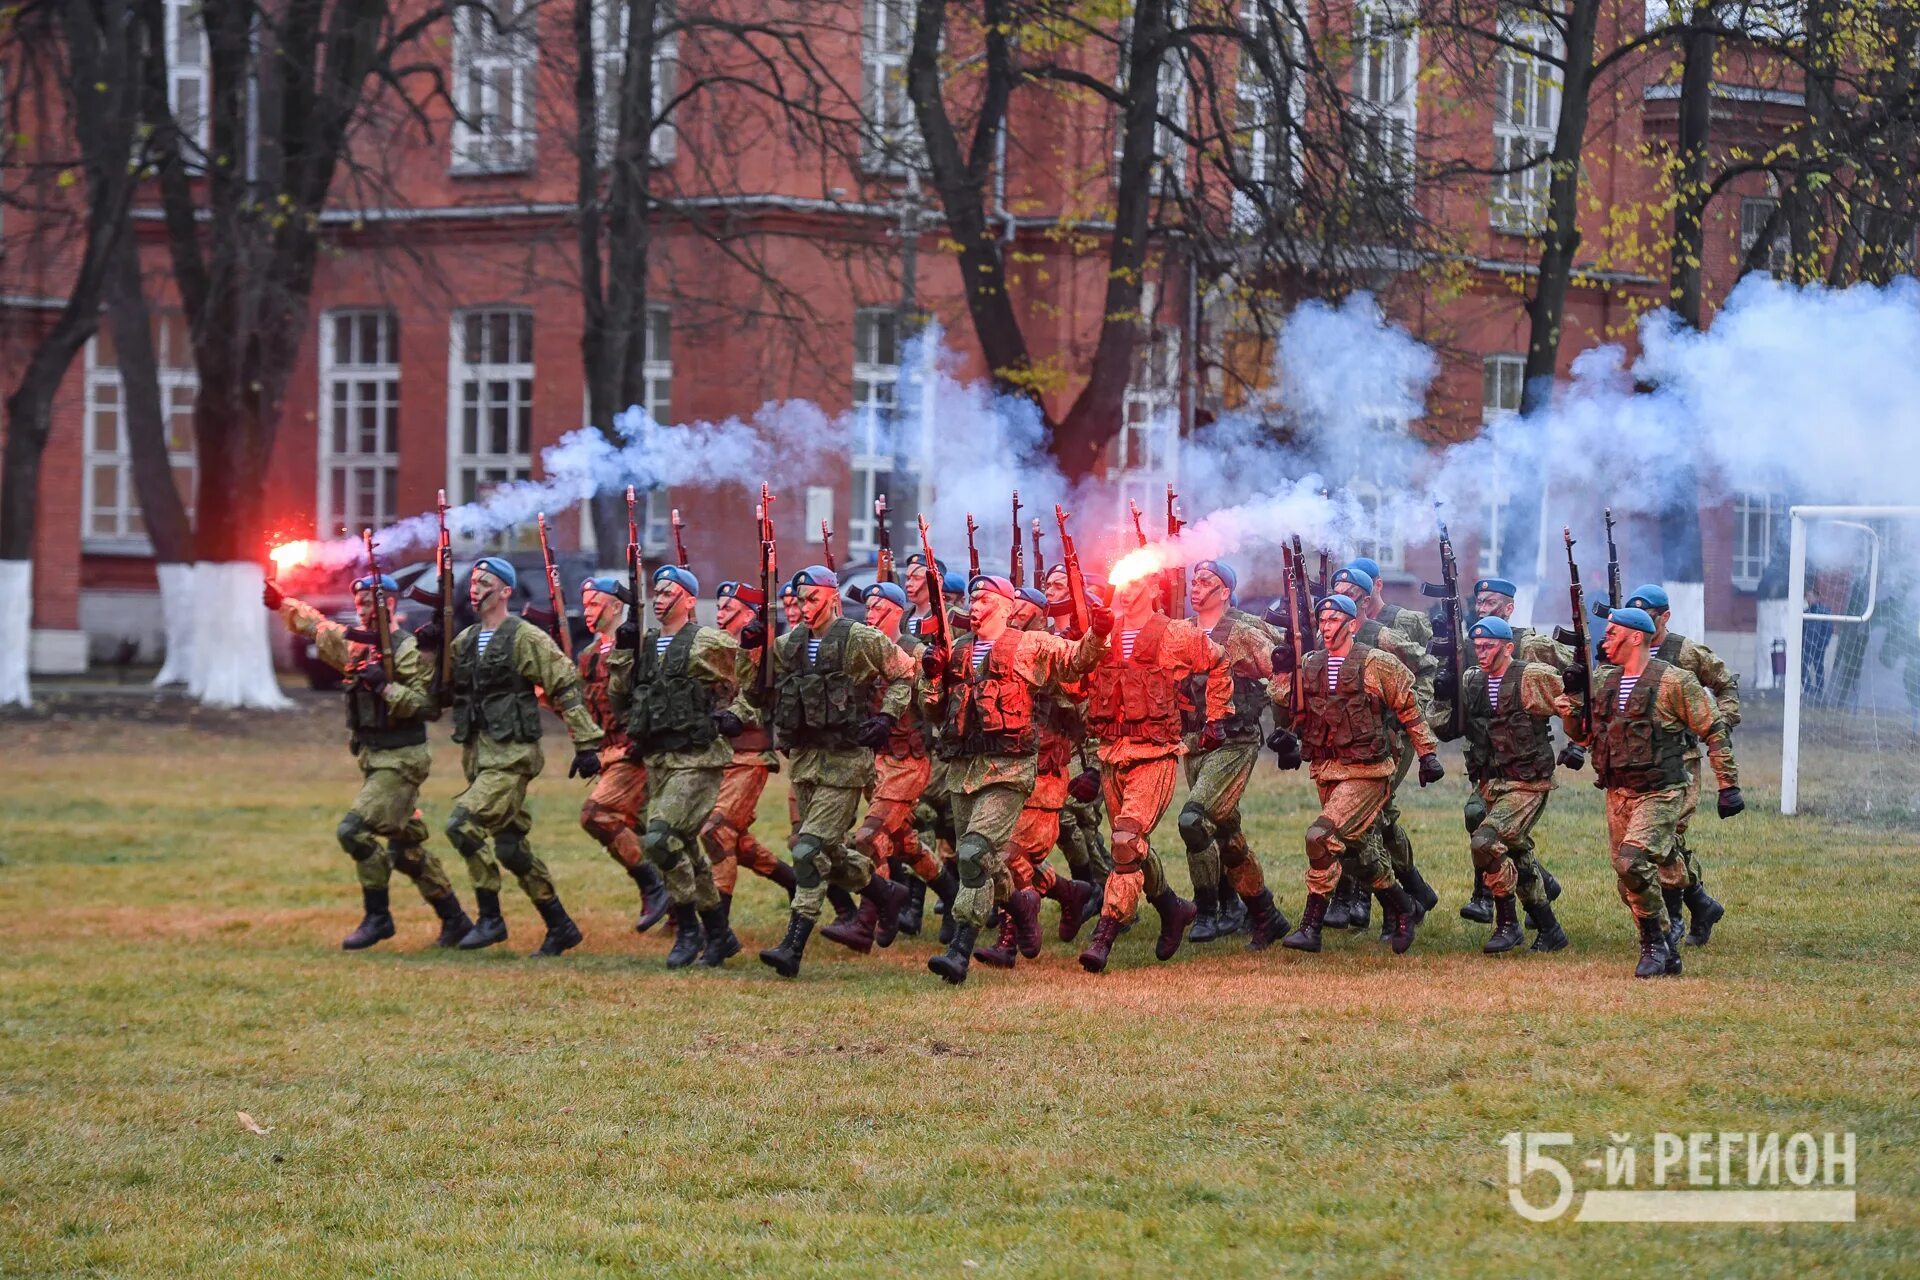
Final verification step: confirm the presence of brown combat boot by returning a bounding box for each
[1078,915,1122,973]
[1046,877,1096,942]
[1006,887,1044,958]
[974,910,1018,968]
[1150,890,1197,961]
[1242,890,1291,951]
[820,900,877,954]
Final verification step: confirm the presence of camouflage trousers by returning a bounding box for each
[857,753,943,884]
[579,757,648,872]
[700,759,787,897]
[1006,772,1068,895]
[948,781,1028,928]
[913,757,958,869]
[1101,755,1179,923]
[447,756,558,905]
[1180,739,1268,900]
[1467,779,1552,908]
[641,759,723,911]
[1057,793,1112,883]
[1606,785,1690,927]
[787,780,874,921]
[336,747,455,901]
[1305,773,1393,898]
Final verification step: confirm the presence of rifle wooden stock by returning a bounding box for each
[360,528,396,682]
[1564,527,1594,742]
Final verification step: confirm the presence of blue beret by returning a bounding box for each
[1015,586,1048,611]
[1608,606,1657,635]
[1331,566,1374,594]
[652,564,700,596]
[473,556,517,589]
[942,571,967,596]
[968,574,1017,599]
[351,573,399,594]
[1193,560,1237,592]
[1317,594,1358,619]
[903,553,948,575]
[1474,577,1517,597]
[1469,614,1514,642]
[1348,557,1382,581]
[789,564,837,590]
[1625,583,1670,612]
[581,575,623,597]
[863,581,909,610]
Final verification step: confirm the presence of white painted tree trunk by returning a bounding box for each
[152,561,197,686]
[1668,581,1706,646]
[0,559,31,707]
[189,562,292,709]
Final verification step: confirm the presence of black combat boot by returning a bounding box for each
[1377,885,1417,955]
[428,892,475,949]
[897,864,929,937]
[767,861,799,901]
[1007,887,1044,958]
[456,890,508,951]
[664,903,706,969]
[759,912,813,978]
[698,900,740,967]
[629,863,670,934]
[1150,890,1197,961]
[342,887,396,951]
[1634,915,1671,979]
[1683,882,1725,946]
[530,897,584,957]
[1322,874,1355,929]
[1047,877,1096,942]
[865,875,912,948]
[928,923,980,984]
[1525,900,1570,952]
[1662,888,1687,959]
[1542,867,1563,902]
[973,911,1018,969]
[1282,892,1331,952]
[1188,883,1223,944]
[1484,894,1524,954]
[1399,863,1439,920]
[1217,875,1249,936]
[1459,879,1495,924]
[1078,915,1122,973]
[1242,890,1291,951]
[927,866,961,939]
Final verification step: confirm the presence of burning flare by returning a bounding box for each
[1110,543,1173,589]
[269,540,314,574]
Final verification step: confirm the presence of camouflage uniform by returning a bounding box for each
[574,634,663,923]
[1003,672,1099,943]
[1376,601,1434,651]
[855,628,947,888]
[700,645,793,899]
[1354,614,1439,903]
[1654,631,1741,893]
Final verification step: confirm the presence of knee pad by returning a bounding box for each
[495,832,535,876]
[1110,825,1146,874]
[1304,819,1338,868]
[1463,796,1488,834]
[444,809,487,858]
[335,813,381,861]
[788,833,826,887]
[1176,802,1212,854]
[955,833,995,888]
[1468,823,1503,868]
[699,814,736,862]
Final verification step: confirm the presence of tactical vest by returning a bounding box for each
[577,642,632,752]
[625,626,720,755]
[1086,614,1182,745]
[1296,645,1393,765]
[1035,691,1083,773]
[1378,602,1421,635]
[1461,663,1554,783]
[938,634,1037,760]
[1180,617,1267,739]
[1656,632,1684,663]
[868,631,928,759]
[773,617,865,749]
[344,633,427,751]
[1591,660,1691,793]
[451,616,543,745]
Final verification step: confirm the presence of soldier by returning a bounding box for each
[1044,564,1115,900]
[1346,555,1435,650]
[826,580,960,953]
[266,573,474,950]
[902,551,961,936]
[917,575,1109,982]
[1268,594,1444,955]
[416,557,603,957]
[701,580,799,914]
[779,582,803,631]
[572,577,670,935]
[1434,616,1573,954]
[1568,607,1730,978]
[754,565,918,978]
[1179,560,1291,949]
[1076,573,1230,974]
[1621,584,1743,944]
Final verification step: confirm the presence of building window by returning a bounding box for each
[849,308,901,552]
[1353,0,1418,193]
[82,320,198,550]
[450,309,534,548]
[1731,491,1783,590]
[1740,196,1790,274]
[165,0,210,156]
[318,311,400,539]
[1119,323,1180,475]
[862,0,919,174]
[1478,354,1525,574]
[1350,484,1404,571]
[1115,3,1190,188]
[451,0,536,174]
[1490,19,1560,233]
[592,0,678,167]
[1233,0,1305,226]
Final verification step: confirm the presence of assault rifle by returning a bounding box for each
[406,489,457,691]
[1316,550,1332,602]
[965,512,981,580]
[626,487,645,663]
[533,511,572,659]
[756,484,777,697]
[1009,490,1024,584]
[1166,483,1185,618]
[671,507,690,569]
[1420,508,1472,738]
[359,528,396,682]
[1029,518,1044,591]
[1561,527,1595,745]
[1288,534,1319,717]
[821,519,837,574]
[919,515,953,719]
[875,494,895,583]
[1056,505,1092,638]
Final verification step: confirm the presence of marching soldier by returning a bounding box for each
[1044,564,1115,902]
[1346,555,1435,650]
[1434,616,1572,954]
[266,573,474,950]
[754,565,918,978]
[417,558,603,957]
[1622,584,1743,944]
[1568,607,1731,978]
[701,580,799,914]
[1268,594,1444,955]
[573,577,670,935]
[917,575,1109,982]
[1179,560,1290,949]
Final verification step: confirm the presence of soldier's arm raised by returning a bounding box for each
[281,598,355,673]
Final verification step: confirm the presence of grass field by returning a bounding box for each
[4,690,1917,1278]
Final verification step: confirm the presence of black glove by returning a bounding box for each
[1561,663,1589,697]
[1431,669,1458,703]
[615,619,639,650]
[739,620,766,652]
[854,713,897,750]
[262,581,285,611]
[568,748,602,779]
[1068,769,1102,803]
[1270,642,1297,675]
[921,645,948,680]
[1557,743,1587,772]
[1268,729,1302,771]
[413,620,442,652]
[1418,753,1445,786]
[1717,785,1745,819]
[713,710,746,738]
[1088,606,1114,637]
[355,663,389,694]
[1197,720,1227,753]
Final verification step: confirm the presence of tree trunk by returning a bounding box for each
[107,241,192,564]
[1670,16,1716,329]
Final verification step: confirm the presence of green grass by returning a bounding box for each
[3,693,1917,1278]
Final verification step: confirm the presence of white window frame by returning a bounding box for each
[1233,0,1307,227]
[448,308,535,551]
[1115,3,1191,189]
[451,0,537,175]
[318,310,401,540]
[1478,354,1525,575]
[592,0,678,167]
[1353,0,1418,195]
[1490,16,1561,234]
[81,324,199,553]
[1117,320,1180,493]
[862,0,921,175]
[1740,196,1791,274]
[1344,409,1409,571]
[849,307,902,552]
[165,0,211,158]
[1731,491,1784,590]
